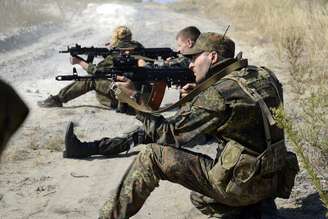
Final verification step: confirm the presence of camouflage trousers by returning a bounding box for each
[57,80,117,108]
[98,144,257,219]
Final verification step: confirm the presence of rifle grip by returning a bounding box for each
[147,81,166,110]
[86,55,95,63]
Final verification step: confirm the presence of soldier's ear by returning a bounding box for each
[187,39,194,48]
[210,51,218,63]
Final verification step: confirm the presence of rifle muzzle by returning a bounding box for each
[56,75,77,81]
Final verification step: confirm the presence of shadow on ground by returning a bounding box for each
[279,193,327,219]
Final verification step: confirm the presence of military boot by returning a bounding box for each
[37,95,63,108]
[63,122,99,158]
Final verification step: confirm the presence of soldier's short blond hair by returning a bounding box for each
[111,26,132,47]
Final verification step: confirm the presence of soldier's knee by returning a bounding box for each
[137,144,161,163]
[137,145,186,179]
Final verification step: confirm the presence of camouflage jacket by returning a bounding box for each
[136,59,284,154]
[86,40,144,75]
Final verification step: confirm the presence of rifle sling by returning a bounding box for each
[115,59,248,114]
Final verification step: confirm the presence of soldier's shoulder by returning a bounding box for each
[193,85,225,112]
[115,40,144,49]
[215,65,276,86]
[130,40,144,49]
[212,65,265,100]
[214,65,282,102]
[100,55,115,66]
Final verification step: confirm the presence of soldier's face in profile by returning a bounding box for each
[189,52,212,82]
[176,36,193,54]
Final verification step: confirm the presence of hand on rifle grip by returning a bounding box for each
[114,75,137,97]
[70,56,83,65]
[138,59,146,67]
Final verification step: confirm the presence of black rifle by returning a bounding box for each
[59,44,178,63]
[56,66,194,87]
[56,53,194,87]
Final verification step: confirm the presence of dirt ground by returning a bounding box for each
[0,1,326,219]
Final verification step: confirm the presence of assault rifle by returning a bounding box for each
[56,53,194,87]
[59,44,178,63]
[56,65,194,87]
[56,52,193,110]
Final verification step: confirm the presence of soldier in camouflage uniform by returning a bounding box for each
[96,32,299,218]
[63,26,201,159]
[37,26,144,111]
[0,80,29,157]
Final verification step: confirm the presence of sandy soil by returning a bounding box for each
[0,1,326,219]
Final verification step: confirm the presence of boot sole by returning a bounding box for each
[63,121,74,158]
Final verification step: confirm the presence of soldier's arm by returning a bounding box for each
[136,86,228,147]
[70,56,89,71]
[86,55,114,75]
